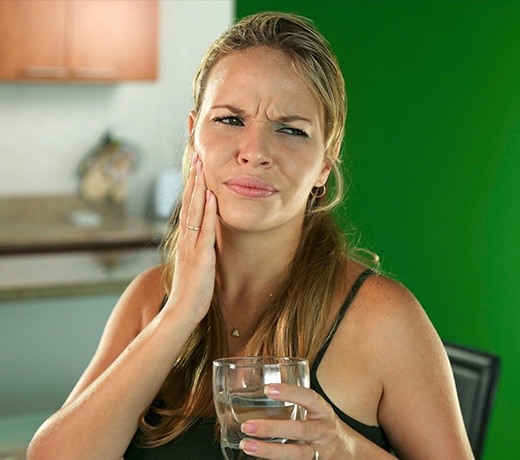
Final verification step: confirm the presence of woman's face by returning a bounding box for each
[190,46,330,234]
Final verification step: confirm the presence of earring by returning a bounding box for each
[310,183,326,199]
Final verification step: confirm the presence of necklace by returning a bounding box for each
[221,293,273,338]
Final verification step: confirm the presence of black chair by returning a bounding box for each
[444,341,501,459]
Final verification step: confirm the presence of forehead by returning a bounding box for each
[202,46,323,120]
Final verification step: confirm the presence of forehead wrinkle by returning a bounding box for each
[203,47,323,129]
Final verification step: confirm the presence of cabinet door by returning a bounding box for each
[68,0,158,81]
[0,0,66,80]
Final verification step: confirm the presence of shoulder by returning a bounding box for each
[346,270,441,371]
[361,273,424,323]
[95,264,167,352]
[331,262,450,397]
[117,264,167,330]
[342,264,428,335]
[326,263,435,378]
[125,263,165,294]
[334,262,424,331]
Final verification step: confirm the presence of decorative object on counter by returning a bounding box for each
[77,132,141,205]
[154,168,183,220]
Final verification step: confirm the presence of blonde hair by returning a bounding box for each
[138,11,351,447]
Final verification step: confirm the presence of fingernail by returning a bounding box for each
[196,159,202,175]
[241,422,257,434]
[264,384,280,396]
[239,439,258,453]
[206,189,212,203]
[191,152,198,165]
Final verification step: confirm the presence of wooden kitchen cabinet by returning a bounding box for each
[0,0,158,82]
[0,1,67,79]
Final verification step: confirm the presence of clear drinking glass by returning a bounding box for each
[213,356,310,460]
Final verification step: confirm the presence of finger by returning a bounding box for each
[179,153,198,227]
[239,438,315,460]
[184,158,207,234]
[264,384,328,420]
[241,418,315,444]
[200,190,217,245]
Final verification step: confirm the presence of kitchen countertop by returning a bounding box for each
[0,194,163,255]
[0,194,165,299]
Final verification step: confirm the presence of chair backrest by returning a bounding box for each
[444,341,501,459]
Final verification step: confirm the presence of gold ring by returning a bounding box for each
[309,443,319,460]
[185,224,201,231]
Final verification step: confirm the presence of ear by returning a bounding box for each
[315,158,332,187]
[188,111,196,135]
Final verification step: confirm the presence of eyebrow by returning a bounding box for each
[277,114,312,124]
[211,104,313,124]
[211,104,246,115]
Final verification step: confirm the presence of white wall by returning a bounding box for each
[0,0,234,215]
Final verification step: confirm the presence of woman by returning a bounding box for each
[28,12,473,459]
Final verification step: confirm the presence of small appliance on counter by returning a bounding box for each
[154,168,183,220]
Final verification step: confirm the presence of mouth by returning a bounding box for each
[224,177,278,198]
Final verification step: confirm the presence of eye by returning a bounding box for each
[278,126,309,138]
[213,116,244,126]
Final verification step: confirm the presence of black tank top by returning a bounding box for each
[124,269,390,458]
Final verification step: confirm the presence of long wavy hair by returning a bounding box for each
[138,11,353,447]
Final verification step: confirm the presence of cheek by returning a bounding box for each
[193,128,226,169]
[197,139,217,169]
[193,132,208,160]
[289,156,323,185]
[198,154,219,191]
[192,119,212,155]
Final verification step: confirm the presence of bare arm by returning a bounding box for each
[28,283,199,459]
[372,276,473,458]
[28,156,217,459]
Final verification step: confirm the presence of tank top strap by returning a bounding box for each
[312,268,374,370]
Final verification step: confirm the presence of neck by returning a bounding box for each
[215,220,302,310]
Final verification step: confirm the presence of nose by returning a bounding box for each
[237,123,273,168]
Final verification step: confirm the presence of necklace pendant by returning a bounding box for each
[231,329,240,338]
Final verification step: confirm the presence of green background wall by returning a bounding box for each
[237,1,519,458]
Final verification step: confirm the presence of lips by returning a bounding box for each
[225,177,277,198]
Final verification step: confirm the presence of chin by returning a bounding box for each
[215,197,271,231]
[217,212,270,233]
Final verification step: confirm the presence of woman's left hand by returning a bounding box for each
[238,383,345,459]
